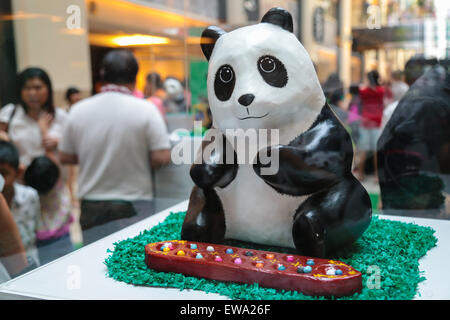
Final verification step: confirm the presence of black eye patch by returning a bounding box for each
[257,55,288,88]
[214,64,235,101]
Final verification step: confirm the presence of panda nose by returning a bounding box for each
[238,94,255,107]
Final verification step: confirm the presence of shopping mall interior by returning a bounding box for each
[0,0,449,302]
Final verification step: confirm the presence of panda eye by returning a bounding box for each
[257,55,288,88]
[259,57,276,73]
[219,66,234,83]
[214,64,236,101]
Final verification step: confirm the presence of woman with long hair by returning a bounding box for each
[0,67,73,265]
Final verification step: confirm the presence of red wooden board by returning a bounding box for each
[145,240,362,297]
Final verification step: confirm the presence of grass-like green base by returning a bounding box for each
[104,211,437,300]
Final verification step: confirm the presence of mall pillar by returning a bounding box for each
[11,0,92,108]
[0,0,17,106]
[298,0,317,62]
[338,0,352,92]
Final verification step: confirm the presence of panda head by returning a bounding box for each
[202,8,325,131]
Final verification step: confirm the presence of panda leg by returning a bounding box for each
[292,202,326,258]
[292,176,372,258]
[181,186,226,243]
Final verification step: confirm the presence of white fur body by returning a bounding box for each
[206,22,326,248]
[216,164,302,248]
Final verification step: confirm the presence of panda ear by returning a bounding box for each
[201,26,226,61]
[261,7,293,33]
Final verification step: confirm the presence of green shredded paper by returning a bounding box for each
[104,211,437,300]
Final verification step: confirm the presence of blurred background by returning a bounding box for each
[0,0,449,250]
[1,0,448,117]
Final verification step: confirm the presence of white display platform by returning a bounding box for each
[0,200,448,300]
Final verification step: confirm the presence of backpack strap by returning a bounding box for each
[4,104,18,133]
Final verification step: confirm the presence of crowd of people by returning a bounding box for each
[323,57,449,217]
[323,67,410,182]
[0,49,172,282]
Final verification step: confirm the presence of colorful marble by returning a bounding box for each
[326,268,336,276]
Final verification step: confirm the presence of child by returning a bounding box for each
[0,141,40,268]
[24,155,73,265]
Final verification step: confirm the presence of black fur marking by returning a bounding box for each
[250,102,371,256]
[181,186,226,243]
[261,7,294,33]
[214,64,236,102]
[190,132,238,189]
[238,94,255,106]
[292,175,372,257]
[257,55,288,88]
[201,26,226,61]
[253,103,353,196]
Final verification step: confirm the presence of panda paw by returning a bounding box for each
[190,162,238,189]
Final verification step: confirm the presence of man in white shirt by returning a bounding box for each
[59,50,171,240]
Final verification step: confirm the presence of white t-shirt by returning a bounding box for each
[59,91,170,201]
[0,104,68,167]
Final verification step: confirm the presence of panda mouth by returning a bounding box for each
[237,112,269,120]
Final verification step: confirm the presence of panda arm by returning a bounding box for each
[190,129,238,189]
[254,104,353,196]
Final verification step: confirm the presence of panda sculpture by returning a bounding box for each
[181,8,372,258]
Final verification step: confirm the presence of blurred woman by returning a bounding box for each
[0,67,73,265]
[347,84,362,150]
[144,72,166,120]
[65,86,82,110]
[357,70,385,181]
